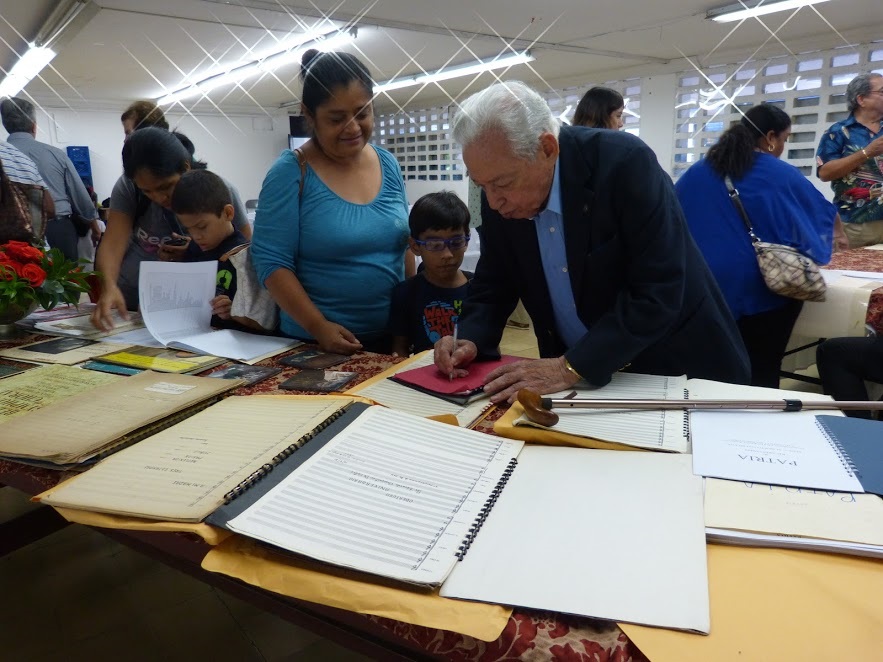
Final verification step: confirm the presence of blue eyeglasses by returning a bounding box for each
[413,235,470,251]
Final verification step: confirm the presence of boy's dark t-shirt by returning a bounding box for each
[184,228,248,330]
[388,271,472,353]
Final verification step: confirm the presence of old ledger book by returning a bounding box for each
[40,396,359,521]
[704,478,883,559]
[0,371,238,466]
[0,364,117,424]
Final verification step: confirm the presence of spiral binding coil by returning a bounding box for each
[455,458,518,561]
[682,388,691,440]
[222,405,350,504]
[816,418,859,479]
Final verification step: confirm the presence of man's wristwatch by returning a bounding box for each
[563,357,582,380]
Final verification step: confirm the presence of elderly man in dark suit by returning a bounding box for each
[434,81,750,403]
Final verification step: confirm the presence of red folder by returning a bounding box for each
[391,355,526,404]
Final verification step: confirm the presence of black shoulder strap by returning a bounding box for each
[724,175,759,243]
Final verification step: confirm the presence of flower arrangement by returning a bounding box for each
[0,240,94,322]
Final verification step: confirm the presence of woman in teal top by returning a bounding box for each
[251,49,411,354]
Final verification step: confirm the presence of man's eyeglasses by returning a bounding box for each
[868,89,883,97]
[413,235,470,251]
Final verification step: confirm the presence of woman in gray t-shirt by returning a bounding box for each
[92,128,250,330]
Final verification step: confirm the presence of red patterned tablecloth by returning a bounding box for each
[826,247,883,333]
[0,340,649,662]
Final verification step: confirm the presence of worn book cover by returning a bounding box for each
[279,369,357,392]
[95,346,226,374]
[280,349,349,369]
[207,364,281,386]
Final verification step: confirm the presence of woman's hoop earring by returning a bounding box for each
[768,144,774,152]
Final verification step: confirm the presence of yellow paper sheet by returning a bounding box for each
[201,534,512,642]
[494,401,647,451]
[50,506,231,545]
[621,544,883,661]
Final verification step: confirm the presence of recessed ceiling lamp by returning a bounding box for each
[707,0,832,23]
[374,51,534,94]
[157,29,356,106]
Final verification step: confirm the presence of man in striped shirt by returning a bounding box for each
[1,140,54,242]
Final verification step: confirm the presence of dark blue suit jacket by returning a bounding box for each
[460,125,750,386]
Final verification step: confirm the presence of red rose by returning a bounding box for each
[2,241,44,263]
[20,263,47,287]
[0,257,24,278]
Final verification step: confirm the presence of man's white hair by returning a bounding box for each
[451,81,559,160]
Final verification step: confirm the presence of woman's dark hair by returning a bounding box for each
[409,191,470,238]
[704,103,792,179]
[121,127,205,179]
[299,48,373,116]
[573,87,624,128]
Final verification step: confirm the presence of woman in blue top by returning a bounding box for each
[251,49,411,354]
[676,103,843,387]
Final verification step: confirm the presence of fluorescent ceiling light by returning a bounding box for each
[375,51,534,94]
[707,0,831,23]
[157,29,355,106]
[0,46,57,97]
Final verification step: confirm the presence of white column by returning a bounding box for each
[638,73,678,176]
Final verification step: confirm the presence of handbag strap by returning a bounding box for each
[294,148,306,197]
[724,175,760,243]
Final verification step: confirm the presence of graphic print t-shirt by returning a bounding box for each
[388,272,471,353]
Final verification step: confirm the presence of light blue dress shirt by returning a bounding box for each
[534,160,588,348]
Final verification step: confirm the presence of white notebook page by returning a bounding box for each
[440,446,710,633]
[691,411,863,493]
[226,406,523,585]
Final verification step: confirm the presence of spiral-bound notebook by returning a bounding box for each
[209,411,709,632]
[692,412,883,495]
[509,373,690,453]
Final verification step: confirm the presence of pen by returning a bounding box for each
[449,323,458,382]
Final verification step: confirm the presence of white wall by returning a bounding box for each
[1,107,290,204]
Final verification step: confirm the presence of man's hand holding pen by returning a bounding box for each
[434,333,477,382]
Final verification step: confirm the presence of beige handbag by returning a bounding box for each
[225,244,279,331]
[725,176,827,302]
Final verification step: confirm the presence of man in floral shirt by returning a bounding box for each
[817,72,883,247]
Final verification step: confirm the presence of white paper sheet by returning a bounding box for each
[691,411,863,493]
[440,447,710,633]
[138,261,298,362]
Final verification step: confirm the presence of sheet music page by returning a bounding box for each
[0,371,233,462]
[138,261,216,346]
[515,373,689,452]
[41,397,351,520]
[353,353,491,425]
[691,411,864,493]
[704,478,883,546]
[0,365,117,424]
[226,406,524,585]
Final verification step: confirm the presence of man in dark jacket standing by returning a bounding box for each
[434,81,750,403]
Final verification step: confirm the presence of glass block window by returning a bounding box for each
[672,43,877,180]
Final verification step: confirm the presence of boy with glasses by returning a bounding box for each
[388,192,472,356]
